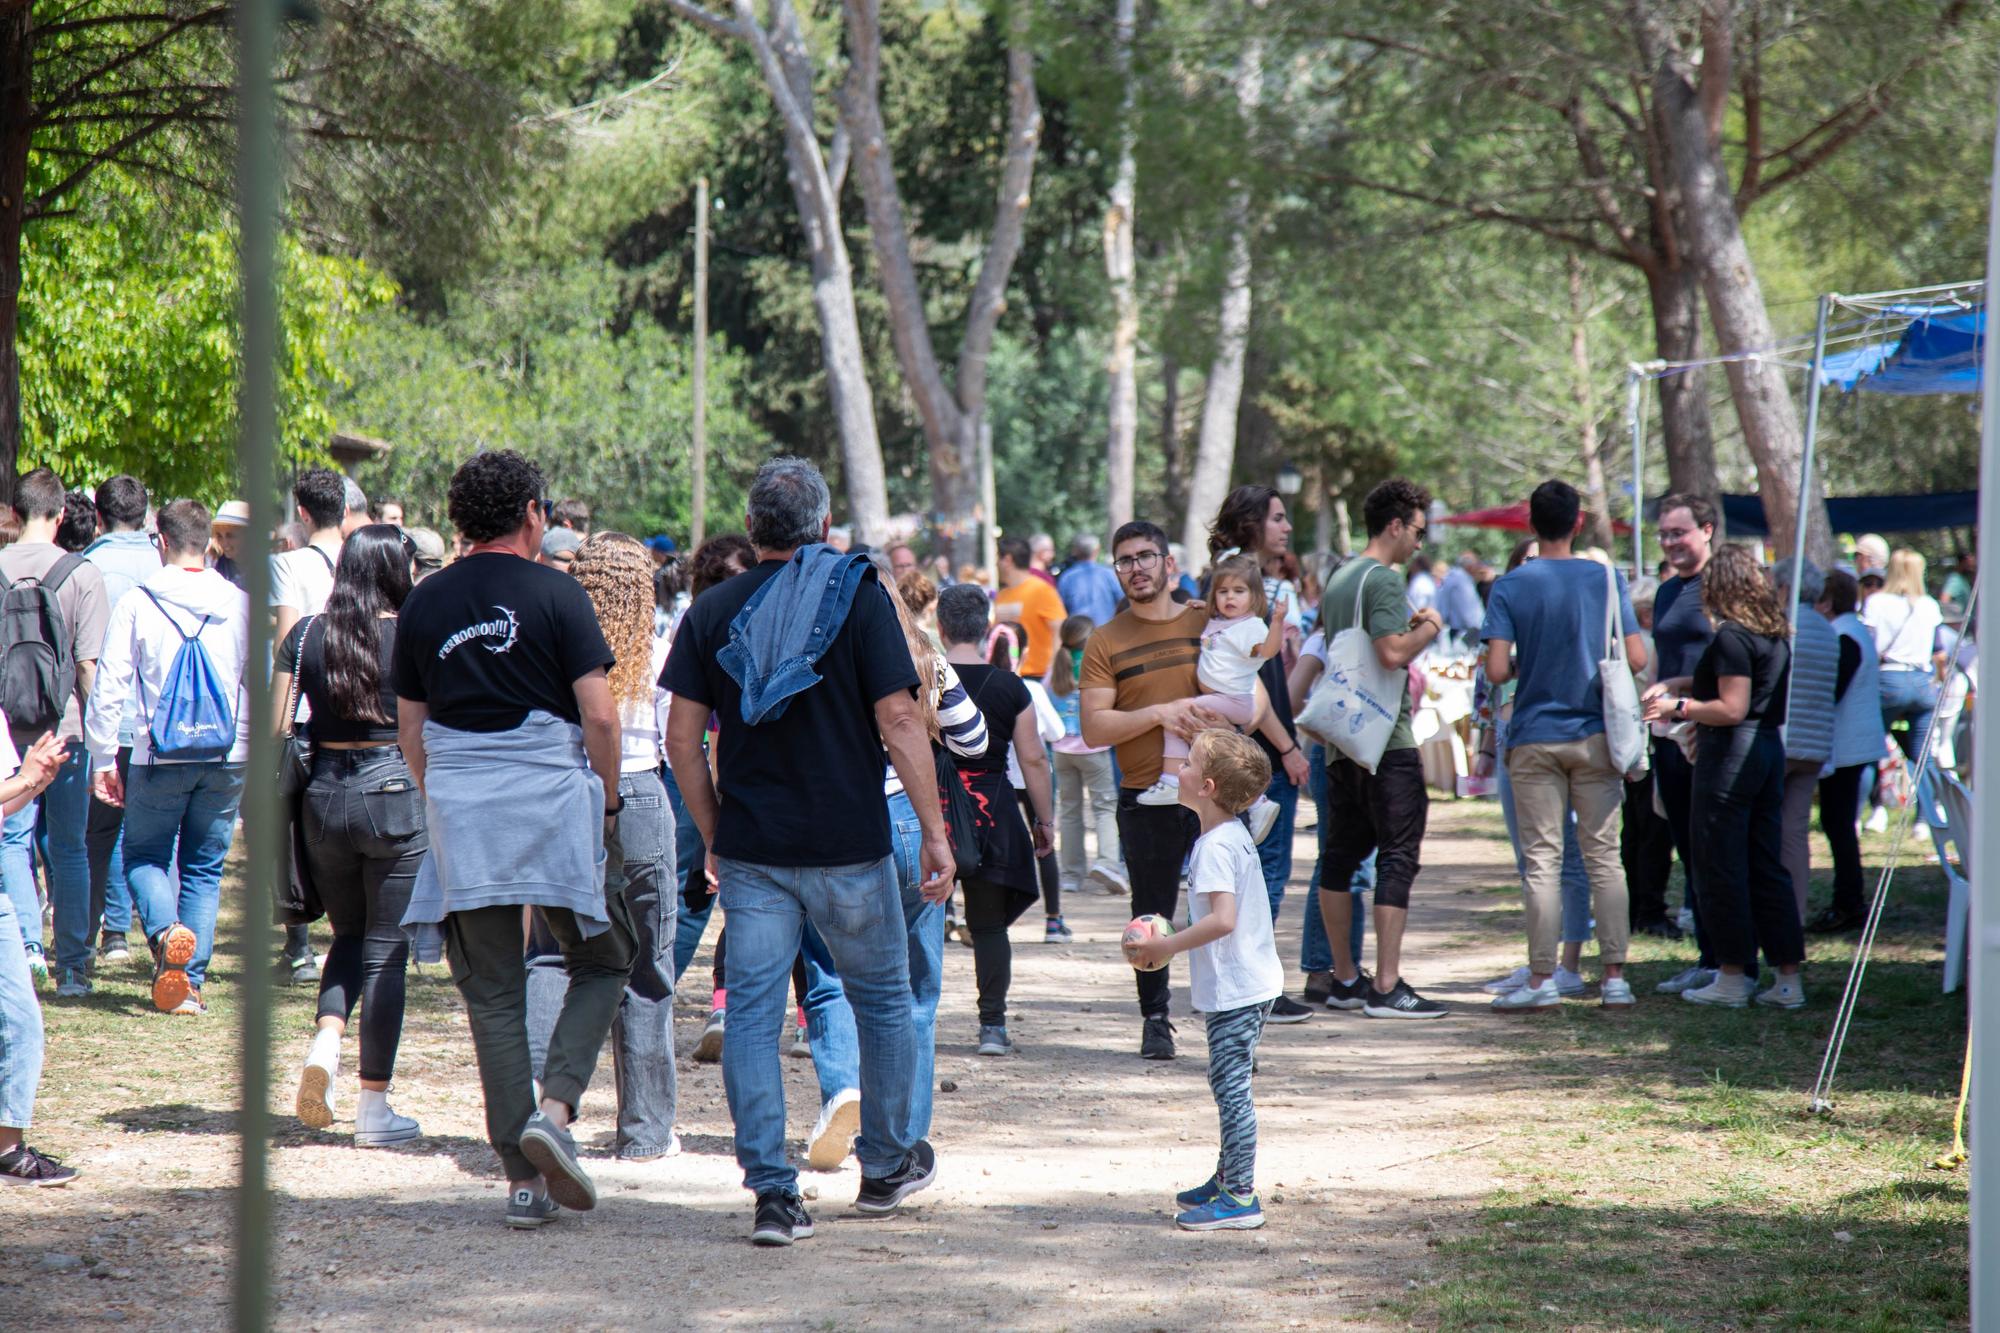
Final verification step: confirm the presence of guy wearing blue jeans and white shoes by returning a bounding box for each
[665,457,953,1247]
[86,500,251,1016]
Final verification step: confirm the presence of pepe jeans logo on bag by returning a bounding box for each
[436,605,520,659]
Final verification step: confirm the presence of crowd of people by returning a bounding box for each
[0,451,1973,1244]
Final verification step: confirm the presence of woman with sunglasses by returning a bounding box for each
[277,524,428,1145]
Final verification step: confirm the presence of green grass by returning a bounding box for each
[1394,815,1970,1331]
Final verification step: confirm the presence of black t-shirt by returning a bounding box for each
[1652,573,1714,681]
[950,663,1032,776]
[662,559,919,866]
[1691,621,1790,734]
[278,615,400,743]
[390,552,614,732]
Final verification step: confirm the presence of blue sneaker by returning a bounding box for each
[1176,1189,1265,1231]
[1175,1175,1222,1209]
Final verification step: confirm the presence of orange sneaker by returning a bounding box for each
[151,924,197,1013]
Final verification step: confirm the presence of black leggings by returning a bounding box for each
[1020,791,1059,917]
[302,749,426,1083]
[1693,728,1802,971]
[961,875,1032,1026]
[1818,764,1868,916]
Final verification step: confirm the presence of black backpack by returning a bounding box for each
[0,553,85,738]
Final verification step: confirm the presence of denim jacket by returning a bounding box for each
[717,543,874,725]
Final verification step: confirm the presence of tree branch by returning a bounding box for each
[657,0,743,42]
[1735,4,1762,206]
[1313,169,1637,268]
[27,106,208,214]
[38,5,230,119]
[1696,0,1730,147]
[1566,94,1656,274]
[955,18,1040,416]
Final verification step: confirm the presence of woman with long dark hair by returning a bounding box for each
[279,523,427,1144]
[1643,544,1802,1009]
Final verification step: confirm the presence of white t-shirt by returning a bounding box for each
[621,635,673,773]
[1197,615,1268,698]
[1185,820,1284,1013]
[1006,677,1064,789]
[0,713,17,779]
[270,541,340,615]
[1861,591,1942,671]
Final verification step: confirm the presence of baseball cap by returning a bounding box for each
[644,534,677,555]
[541,526,584,560]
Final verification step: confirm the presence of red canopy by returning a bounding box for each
[1438,501,1631,536]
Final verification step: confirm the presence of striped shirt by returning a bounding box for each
[884,654,989,795]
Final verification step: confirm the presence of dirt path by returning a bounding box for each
[8,802,1550,1331]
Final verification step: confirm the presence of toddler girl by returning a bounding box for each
[1137,554,1285,816]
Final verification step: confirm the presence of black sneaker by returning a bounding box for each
[855,1139,937,1214]
[1140,1015,1177,1060]
[751,1189,815,1246]
[1362,978,1448,1019]
[1807,906,1865,934]
[275,951,319,985]
[1634,918,1685,940]
[0,1144,77,1187]
[1302,971,1333,1007]
[1323,971,1374,1011]
[1267,994,1316,1024]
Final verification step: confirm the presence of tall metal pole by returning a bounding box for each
[1968,70,2000,1329]
[691,176,709,549]
[232,0,281,1327]
[1625,367,1645,578]
[1787,293,1833,644]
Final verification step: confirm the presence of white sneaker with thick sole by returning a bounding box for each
[1134,777,1181,807]
[1682,973,1756,1008]
[1552,967,1590,997]
[1600,977,1635,1008]
[807,1089,861,1171]
[355,1089,422,1147]
[1086,862,1130,896]
[1755,979,1806,1010]
[1490,978,1561,1013]
[296,1029,340,1130]
[1655,965,1715,994]
[1245,797,1280,844]
[1481,966,1531,995]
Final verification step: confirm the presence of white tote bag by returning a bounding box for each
[1296,563,1405,773]
[1598,560,1649,777]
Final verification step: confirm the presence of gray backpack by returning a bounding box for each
[0,553,84,738]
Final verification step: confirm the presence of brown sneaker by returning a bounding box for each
[150,924,197,1013]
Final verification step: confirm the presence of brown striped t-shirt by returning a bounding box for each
[1079,601,1208,789]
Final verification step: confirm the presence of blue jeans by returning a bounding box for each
[1495,721,1592,945]
[37,748,93,976]
[1254,768,1300,926]
[87,749,136,937]
[1879,669,1940,765]
[664,764,713,982]
[1304,744,1368,972]
[788,792,942,1144]
[0,889,42,1128]
[715,852,915,1195]
[0,800,38,956]
[122,763,245,992]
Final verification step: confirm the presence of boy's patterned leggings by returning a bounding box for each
[1207,999,1272,1198]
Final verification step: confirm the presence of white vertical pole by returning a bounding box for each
[1788,293,1832,643]
[1626,367,1644,578]
[1970,69,2000,1330]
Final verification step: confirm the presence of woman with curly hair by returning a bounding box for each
[1643,543,1802,1009]
[525,532,680,1161]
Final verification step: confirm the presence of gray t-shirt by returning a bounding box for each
[1318,557,1416,752]
[0,541,110,741]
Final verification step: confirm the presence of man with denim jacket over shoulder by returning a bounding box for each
[665,456,954,1248]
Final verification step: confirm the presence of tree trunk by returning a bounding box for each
[1636,3,1829,563]
[1180,33,1261,572]
[1567,255,1615,551]
[1644,257,1720,512]
[0,2,30,506]
[1102,0,1139,540]
[1159,352,1184,520]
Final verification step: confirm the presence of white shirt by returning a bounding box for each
[87,565,251,765]
[1861,592,1942,671]
[1006,678,1064,790]
[621,635,673,773]
[0,713,17,777]
[1185,819,1284,1013]
[1197,615,1268,698]
[270,540,340,614]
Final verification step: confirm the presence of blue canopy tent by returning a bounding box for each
[1819,304,1984,395]
[1715,489,1980,538]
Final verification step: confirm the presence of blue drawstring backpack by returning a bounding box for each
[138,589,237,760]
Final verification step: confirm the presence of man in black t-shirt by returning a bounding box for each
[664,457,952,1247]
[393,450,633,1231]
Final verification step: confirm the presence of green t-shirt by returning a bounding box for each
[1320,557,1416,752]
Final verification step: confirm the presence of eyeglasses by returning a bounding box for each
[1112,550,1163,574]
[1407,523,1428,543]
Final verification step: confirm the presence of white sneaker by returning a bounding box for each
[1481,966,1531,995]
[355,1089,422,1147]
[296,1029,340,1130]
[1490,977,1561,1013]
[1655,965,1715,994]
[1755,978,1806,1010]
[1864,805,1889,834]
[1682,972,1756,1008]
[806,1088,860,1171]
[1552,967,1589,997]
[1600,977,1635,1007]
[1245,796,1280,844]
[1086,862,1130,896]
[1135,777,1181,807]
